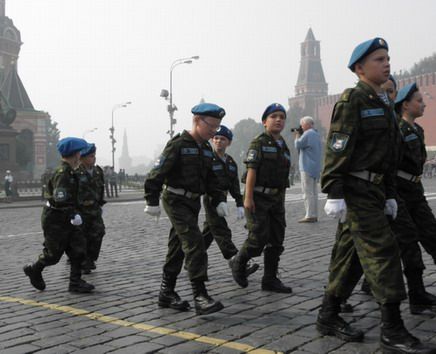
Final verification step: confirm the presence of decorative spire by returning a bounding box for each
[118,129,132,171]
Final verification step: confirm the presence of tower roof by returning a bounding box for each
[305,28,315,41]
[1,66,35,111]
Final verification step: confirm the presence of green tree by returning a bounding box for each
[394,52,436,79]
[226,118,263,172]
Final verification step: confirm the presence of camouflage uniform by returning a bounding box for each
[239,132,290,261]
[39,161,86,266]
[321,80,406,304]
[145,130,225,281]
[393,120,436,264]
[77,164,106,265]
[202,152,242,259]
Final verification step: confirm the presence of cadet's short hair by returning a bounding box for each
[300,116,314,126]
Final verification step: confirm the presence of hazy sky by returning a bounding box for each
[7,0,436,166]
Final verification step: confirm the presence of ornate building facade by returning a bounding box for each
[0,0,49,178]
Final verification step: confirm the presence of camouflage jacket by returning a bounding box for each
[76,164,106,215]
[398,119,426,176]
[208,152,243,207]
[321,80,400,199]
[45,161,79,214]
[144,130,226,206]
[243,132,291,190]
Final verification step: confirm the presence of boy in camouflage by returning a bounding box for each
[231,103,292,293]
[77,143,106,274]
[24,137,95,293]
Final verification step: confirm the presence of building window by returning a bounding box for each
[0,144,9,160]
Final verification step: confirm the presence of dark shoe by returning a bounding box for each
[229,257,259,277]
[361,278,371,295]
[381,324,436,354]
[261,277,292,293]
[158,274,190,311]
[191,280,224,315]
[230,253,248,288]
[194,294,224,315]
[317,313,364,342]
[23,263,46,291]
[381,302,436,354]
[298,217,318,223]
[340,300,354,313]
[88,260,96,270]
[68,279,95,293]
[409,291,436,315]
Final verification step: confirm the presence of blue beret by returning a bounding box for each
[81,143,96,157]
[214,125,233,141]
[395,83,418,106]
[348,37,388,72]
[262,103,286,121]
[57,137,88,157]
[191,103,225,119]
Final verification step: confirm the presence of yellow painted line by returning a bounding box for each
[0,296,282,354]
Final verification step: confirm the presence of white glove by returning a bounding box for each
[216,202,229,217]
[384,198,398,220]
[144,205,161,217]
[70,214,83,226]
[324,199,347,223]
[236,206,245,220]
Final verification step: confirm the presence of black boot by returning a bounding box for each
[158,274,190,311]
[405,269,436,315]
[230,251,249,288]
[68,262,95,293]
[380,302,436,353]
[340,299,354,313]
[261,248,292,293]
[191,280,224,315]
[361,278,372,295]
[316,293,364,342]
[23,261,46,291]
[228,256,259,277]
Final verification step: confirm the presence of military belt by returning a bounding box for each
[397,170,422,183]
[349,170,384,185]
[45,201,72,212]
[253,186,280,195]
[81,200,96,207]
[165,186,201,199]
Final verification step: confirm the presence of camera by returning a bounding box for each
[291,126,303,134]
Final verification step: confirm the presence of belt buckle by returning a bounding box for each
[373,174,383,185]
[415,176,422,183]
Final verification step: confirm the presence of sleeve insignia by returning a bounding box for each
[330,133,350,152]
[246,149,258,162]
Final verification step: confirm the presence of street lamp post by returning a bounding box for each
[160,56,200,138]
[110,101,131,169]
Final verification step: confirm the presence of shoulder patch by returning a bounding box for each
[153,155,166,169]
[329,133,350,152]
[246,149,258,162]
[53,188,67,201]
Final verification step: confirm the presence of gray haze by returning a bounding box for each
[8,0,436,167]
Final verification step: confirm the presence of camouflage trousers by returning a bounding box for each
[390,196,425,273]
[202,195,238,260]
[162,191,208,281]
[38,207,86,266]
[240,190,286,258]
[397,185,436,264]
[326,179,406,304]
[81,209,106,262]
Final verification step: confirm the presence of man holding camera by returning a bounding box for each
[293,116,322,223]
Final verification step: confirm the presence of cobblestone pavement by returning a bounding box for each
[1,181,436,353]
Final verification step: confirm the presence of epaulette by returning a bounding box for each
[339,88,354,102]
[95,165,104,174]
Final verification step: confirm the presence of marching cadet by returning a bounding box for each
[318,37,436,353]
[23,137,95,293]
[77,143,106,274]
[144,102,228,315]
[201,125,259,275]
[231,103,292,293]
[392,83,436,314]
